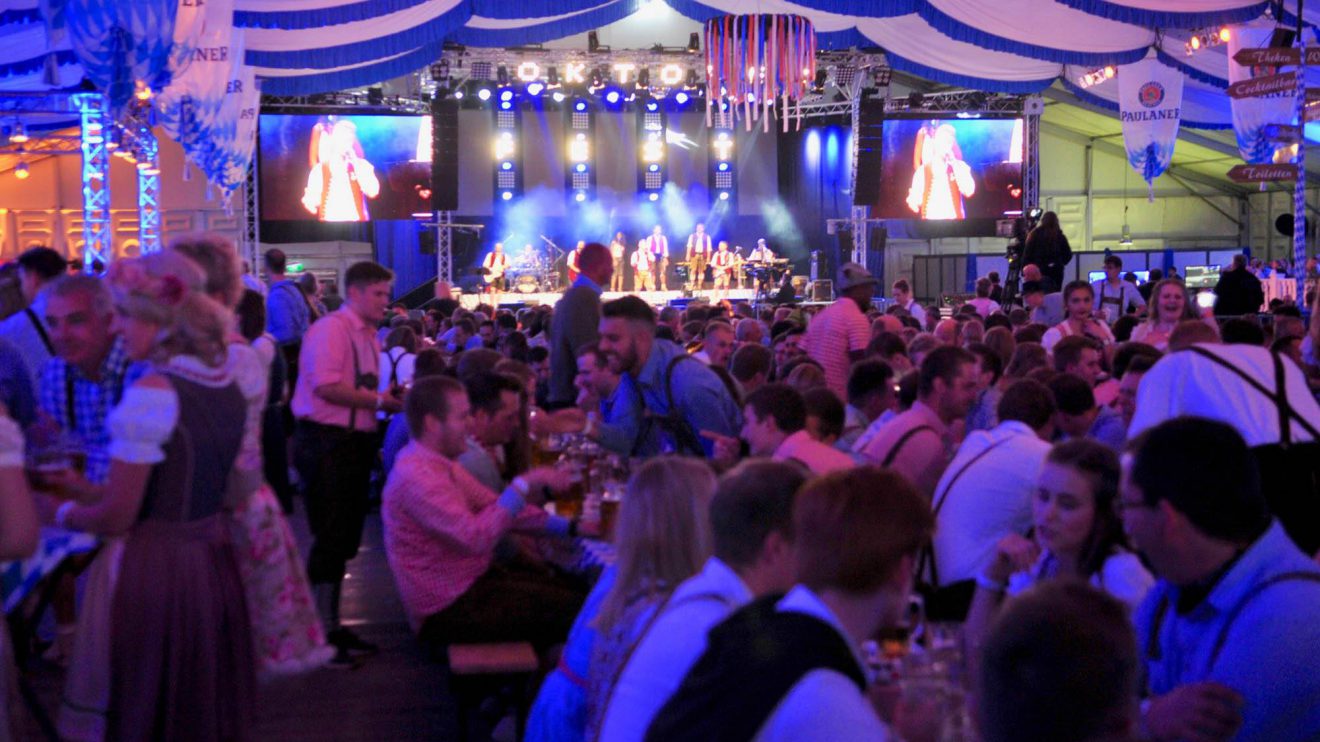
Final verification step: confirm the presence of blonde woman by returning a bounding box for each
[1130,279,1210,351]
[170,234,333,676]
[584,457,716,739]
[48,251,255,740]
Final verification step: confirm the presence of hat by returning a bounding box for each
[838,262,879,292]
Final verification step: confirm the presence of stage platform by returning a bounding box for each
[459,288,760,309]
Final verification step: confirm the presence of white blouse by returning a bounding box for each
[1007,549,1154,611]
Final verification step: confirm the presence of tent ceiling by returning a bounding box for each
[0,0,1316,191]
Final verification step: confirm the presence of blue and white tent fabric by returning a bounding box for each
[1117,56,1184,197]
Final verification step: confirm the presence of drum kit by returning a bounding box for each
[504,237,564,293]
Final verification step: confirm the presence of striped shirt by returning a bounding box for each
[802,297,870,398]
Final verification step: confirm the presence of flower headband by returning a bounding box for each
[106,259,189,308]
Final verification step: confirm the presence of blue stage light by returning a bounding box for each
[526,82,544,96]
[477,88,492,101]
[648,192,659,201]
[500,101,512,110]
[576,163,587,173]
[648,164,659,173]
[501,191,513,201]
[605,90,621,105]
[500,89,514,102]
[501,161,513,171]
[575,100,588,112]
[575,192,586,202]
[454,90,465,99]
[675,91,689,105]
[552,91,566,102]
[719,191,730,200]
[717,162,729,172]
[645,100,658,112]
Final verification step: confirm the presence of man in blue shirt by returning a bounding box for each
[548,243,612,408]
[264,248,310,385]
[1122,417,1320,742]
[596,295,741,457]
[0,246,65,391]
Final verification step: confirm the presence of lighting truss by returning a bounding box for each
[135,128,160,254]
[884,90,1028,115]
[75,92,111,271]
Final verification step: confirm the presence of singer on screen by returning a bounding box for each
[301,119,381,222]
[906,123,975,220]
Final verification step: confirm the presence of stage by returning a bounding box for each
[458,287,761,310]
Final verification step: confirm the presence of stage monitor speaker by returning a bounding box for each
[431,98,460,212]
[852,98,885,207]
[810,280,833,302]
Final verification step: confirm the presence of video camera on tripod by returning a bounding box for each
[1000,207,1043,307]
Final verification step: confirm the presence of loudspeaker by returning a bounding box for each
[811,280,833,302]
[431,97,459,212]
[852,98,885,207]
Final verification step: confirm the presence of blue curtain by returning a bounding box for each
[374,220,432,299]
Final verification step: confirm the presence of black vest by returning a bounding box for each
[645,594,867,741]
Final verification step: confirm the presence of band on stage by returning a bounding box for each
[479,225,789,299]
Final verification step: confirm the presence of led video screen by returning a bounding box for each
[874,117,1024,222]
[258,114,432,222]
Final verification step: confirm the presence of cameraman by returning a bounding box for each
[1022,211,1072,292]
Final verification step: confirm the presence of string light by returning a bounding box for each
[1185,26,1231,55]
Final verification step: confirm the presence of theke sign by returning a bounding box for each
[1231,47,1320,66]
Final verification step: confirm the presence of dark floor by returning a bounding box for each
[14,511,489,742]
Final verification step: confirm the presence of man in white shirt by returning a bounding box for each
[609,232,627,291]
[630,242,655,292]
[481,242,509,300]
[929,379,1055,618]
[890,278,926,327]
[647,226,669,291]
[692,321,735,370]
[685,223,713,291]
[1092,254,1145,325]
[646,466,933,742]
[711,242,735,295]
[599,460,807,742]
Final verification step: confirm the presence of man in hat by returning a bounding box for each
[802,262,877,398]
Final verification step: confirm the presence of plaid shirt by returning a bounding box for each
[37,337,140,485]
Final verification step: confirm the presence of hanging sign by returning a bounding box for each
[1117,57,1184,199]
[1227,71,1298,98]
[1226,163,1299,182]
[1232,47,1320,66]
[1228,23,1300,164]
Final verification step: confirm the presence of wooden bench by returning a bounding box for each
[447,642,539,741]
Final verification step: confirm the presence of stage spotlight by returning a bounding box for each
[718,191,729,201]
[588,31,601,53]
[717,162,729,172]
[649,164,660,172]
[648,192,659,201]
[502,191,513,201]
[575,192,586,202]
[908,92,925,109]
[645,99,658,112]
[497,65,509,85]
[688,32,700,53]
[605,89,621,105]
[638,68,650,88]
[812,69,827,92]
[501,161,513,170]
[686,69,699,88]
[552,91,566,102]
[576,163,587,173]
[527,82,545,96]
[14,161,28,179]
[591,67,605,88]
[575,100,588,112]
[477,87,492,101]
[548,66,560,85]
[367,87,384,105]
[500,101,512,110]
[454,89,465,99]
[674,91,690,105]
[499,89,514,102]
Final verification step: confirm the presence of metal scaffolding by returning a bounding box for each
[136,127,161,254]
[75,92,111,270]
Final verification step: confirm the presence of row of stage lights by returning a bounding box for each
[488,86,736,206]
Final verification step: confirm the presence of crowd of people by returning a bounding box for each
[1,234,1319,742]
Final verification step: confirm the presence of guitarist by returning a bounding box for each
[482,242,509,297]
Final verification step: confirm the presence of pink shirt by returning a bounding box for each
[382,441,549,630]
[859,400,951,499]
[802,298,871,398]
[774,430,855,476]
[292,306,382,432]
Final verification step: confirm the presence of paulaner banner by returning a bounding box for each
[1228,22,1296,165]
[1118,57,1184,200]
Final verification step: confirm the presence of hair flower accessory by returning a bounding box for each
[156,274,186,307]
[107,257,191,307]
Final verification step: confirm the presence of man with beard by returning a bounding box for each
[594,296,740,457]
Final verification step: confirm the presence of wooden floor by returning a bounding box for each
[15,511,492,742]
